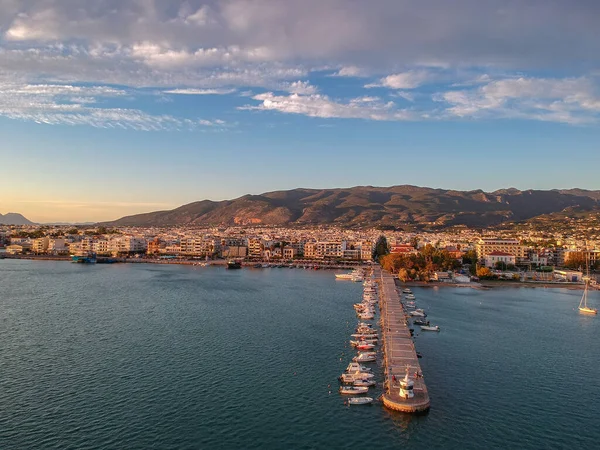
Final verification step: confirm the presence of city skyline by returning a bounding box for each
[2,0,600,222]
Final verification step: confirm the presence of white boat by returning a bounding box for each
[350,339,378,347]
[353,354,376,363]
[339,386,369,395]
[403,288,412,294]
[420,325,440,332]
[579,276,598,315]
[335,273,354,280]
[405,294,416,300]
[353,379,376,387]
[347,396,374,405]
[358,313,375,320]
[346,362,372,373]
[351,333,379,339]
[409,310,426,317]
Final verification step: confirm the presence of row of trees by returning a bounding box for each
[379,244,462,281]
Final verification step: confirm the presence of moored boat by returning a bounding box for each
[420,325,440,332]
[339,386,369,395]
[346,396,374,405]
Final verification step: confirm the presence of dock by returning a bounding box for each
[376,267,430,413]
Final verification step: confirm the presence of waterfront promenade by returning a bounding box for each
[377,268,430,413]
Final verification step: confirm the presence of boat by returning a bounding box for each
[353,354,376,363]
[346,362,372,373]
[339,386,369,395]
[346,397,374,405]
[355,342,375,350]
[579,257,598,314]
[353,379,376,387]
[71,251,97,264]
[405,294,416,300]
[226,260,242,269]
[413,319,430,326]
[420,325,440,332]
[402,288,412,294]
[409,310,426,317]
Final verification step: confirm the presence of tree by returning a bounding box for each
[373,235,389,259]
[476,267,494,279]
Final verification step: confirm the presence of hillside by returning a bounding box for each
[100,185,600,228]
[0,213,35,225]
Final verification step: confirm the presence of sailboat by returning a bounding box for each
[579,276,598,315]
[579,251,597,315]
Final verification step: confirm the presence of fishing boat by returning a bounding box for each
[420,325,440,332]
[346,362,372,373]
[355,342,375,350]
[413,319,430,326]
[353,354,376,363]
[579,276,598,315]
[71,251,97,264]
[339,386,369,395]
[346,397,374,405]
[226,260,242,269]
[353,379,376,387]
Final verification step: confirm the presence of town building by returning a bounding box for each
[484,251,516,268]
[476,238,527,263]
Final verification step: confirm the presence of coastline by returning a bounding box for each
[2,255,592,290]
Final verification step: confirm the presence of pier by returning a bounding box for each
[376,267,430,413]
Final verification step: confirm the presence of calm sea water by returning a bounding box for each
[1,260,599,449]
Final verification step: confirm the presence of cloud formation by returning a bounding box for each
[0,1,600,127]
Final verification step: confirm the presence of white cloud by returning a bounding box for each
[241,92,414,121]
[367,70,432,90]
[284,81,318,95]
[164,88,236,95]
[0,81,204,130]
[331,66,368,77]
[436,77,600,124]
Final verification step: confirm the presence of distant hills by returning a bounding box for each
[101,185,600,228]
[0,212,35,225]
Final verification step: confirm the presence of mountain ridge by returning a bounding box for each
[100,185,600,228]
[0,212,35,225]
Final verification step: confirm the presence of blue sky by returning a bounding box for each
[1,0,600,222]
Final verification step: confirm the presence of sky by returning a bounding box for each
[1,0,600,223]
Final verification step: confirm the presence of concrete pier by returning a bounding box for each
[376,267,430,413]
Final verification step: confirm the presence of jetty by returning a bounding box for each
[376,267,430,413]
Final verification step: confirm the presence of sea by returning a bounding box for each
[1,260,599,450]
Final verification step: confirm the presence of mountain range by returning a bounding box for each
[0,213,35,225]
[101,185,600,228]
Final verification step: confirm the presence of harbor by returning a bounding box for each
[377,267,431,413]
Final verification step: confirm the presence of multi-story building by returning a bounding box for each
[247,238,264,257]
[476,238,527,263]
[484,251,516,268]
[304,242,317,259]
[31,237,49,254]
[147,238,162,255]
[180,238,220,257]
[48,238,68,254]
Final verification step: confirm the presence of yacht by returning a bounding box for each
[339,386,369,395]
[579,276,598,315]
[346,397,374,405]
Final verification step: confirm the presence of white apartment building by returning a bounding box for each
[247,238,264,257]
[31,237,49,253]
[476,238,527,262]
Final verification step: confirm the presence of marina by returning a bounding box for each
[377,267,431,413]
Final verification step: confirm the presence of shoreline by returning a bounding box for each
[2,255,592,290]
